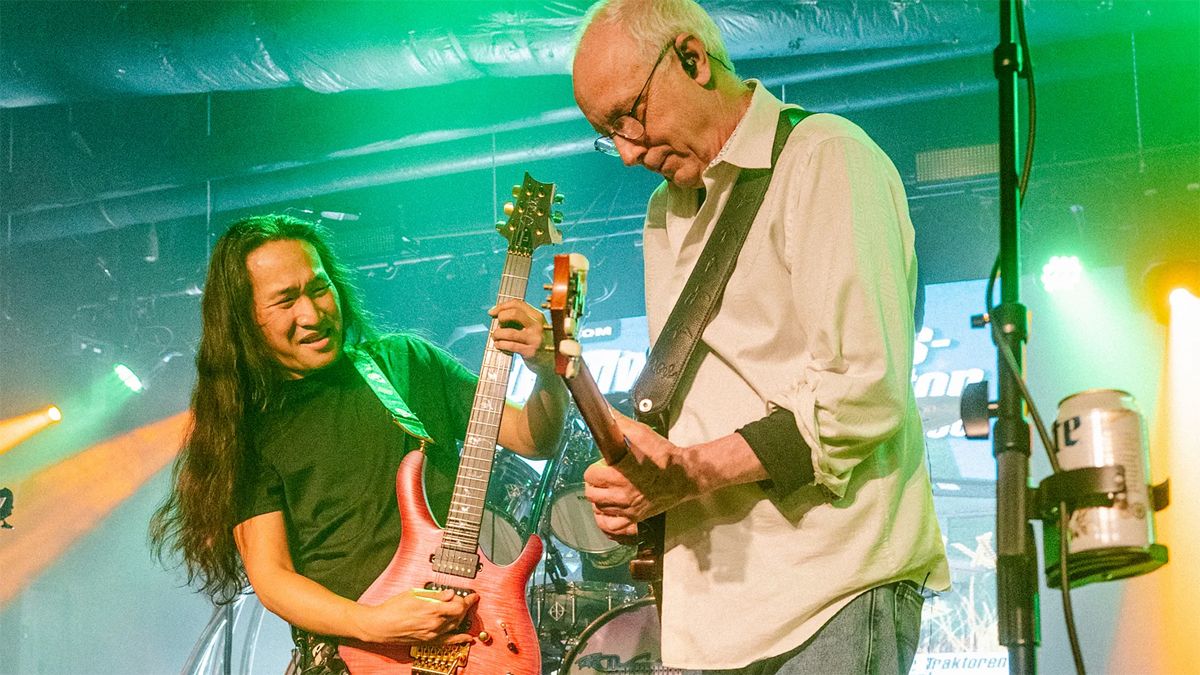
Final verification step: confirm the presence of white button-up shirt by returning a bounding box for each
[642,82,950,669]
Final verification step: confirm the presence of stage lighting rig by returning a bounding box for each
[1041,255,1083,294]
[1142,259,1200,324]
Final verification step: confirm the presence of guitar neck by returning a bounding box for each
[441,251,532,555]
[563,359,627,466]
[568,360,663,583]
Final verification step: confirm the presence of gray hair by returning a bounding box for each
[575,0,734,75]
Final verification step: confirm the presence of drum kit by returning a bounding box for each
[479,402,680,674]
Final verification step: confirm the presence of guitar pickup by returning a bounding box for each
[430,547,480,578]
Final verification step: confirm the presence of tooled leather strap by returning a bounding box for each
[633,108,810,434]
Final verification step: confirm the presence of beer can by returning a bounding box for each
[1044,389,1167,588]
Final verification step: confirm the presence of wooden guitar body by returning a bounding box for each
[339,452,542,674]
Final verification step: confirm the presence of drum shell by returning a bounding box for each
[478,450,538,566]
[549,484,625,555]
[548,429,628,555]
[560,597,699,674]
[529,581,640,636]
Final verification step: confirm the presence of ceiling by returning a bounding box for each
[0,0,1197,415]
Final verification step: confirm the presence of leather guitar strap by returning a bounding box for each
[633,107,811,434]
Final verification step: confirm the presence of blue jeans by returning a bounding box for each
[705,581,925,675]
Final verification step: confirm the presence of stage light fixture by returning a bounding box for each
[1169,287,1197,306]
[0,406,64,456]
[1041,255,1083,293]
[1143,260,1200,323]
[113,364,144,393]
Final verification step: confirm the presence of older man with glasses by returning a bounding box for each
[571,1,949,674]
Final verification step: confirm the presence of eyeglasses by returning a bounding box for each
[593,42,674,157]
[593,45,735,157]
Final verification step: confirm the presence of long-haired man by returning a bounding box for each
[151,214,565,673]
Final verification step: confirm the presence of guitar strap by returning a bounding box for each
[347,347,433,443]
[633,107,811,434]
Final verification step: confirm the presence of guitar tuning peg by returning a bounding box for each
[503,202,515,216]
[552,212,564,224]
[543,283,553,291]
[540,301,551,309]
[511,185,522,198]
[553,193,565,204]
[495,220,506,228]
[559,338,581,357]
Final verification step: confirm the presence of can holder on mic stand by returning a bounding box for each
[1037,467,1169,590]
[961,375,1172,667]
[962,384,1171,590]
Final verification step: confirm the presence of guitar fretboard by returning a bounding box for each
[439,251,533,556]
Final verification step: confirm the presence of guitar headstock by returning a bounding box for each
[548,253,589,378]
[496,172,564,255]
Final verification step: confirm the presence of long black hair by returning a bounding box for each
[150,214,373,603]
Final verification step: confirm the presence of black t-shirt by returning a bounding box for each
[235,334,477,601]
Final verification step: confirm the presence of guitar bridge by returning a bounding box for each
[410,643,470,675]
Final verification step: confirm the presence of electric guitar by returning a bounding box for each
[547,253,664,585]
[339,173,563,674]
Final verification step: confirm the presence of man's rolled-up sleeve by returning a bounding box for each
[770,131,918,500]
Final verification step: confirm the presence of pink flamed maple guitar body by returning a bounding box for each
[338,451,542,674]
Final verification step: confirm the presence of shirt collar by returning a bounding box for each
[706,80,790,172]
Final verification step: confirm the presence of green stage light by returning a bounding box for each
[1041,255,1083,293]
[113,364,144,392]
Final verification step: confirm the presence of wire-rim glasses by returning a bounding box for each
[593,42,674,157]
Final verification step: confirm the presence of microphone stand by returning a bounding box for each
[991,1,1038,672]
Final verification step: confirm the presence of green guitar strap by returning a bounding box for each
[347,347,433,443]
